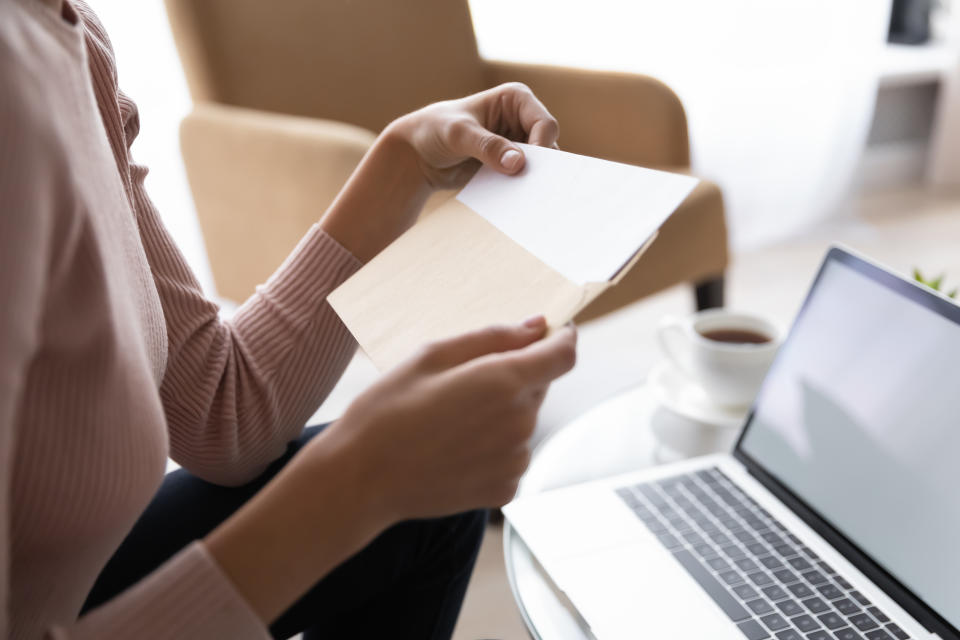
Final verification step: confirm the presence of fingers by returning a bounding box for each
[455,83,559,173]
[503,324,578,387]
[501,83,559,148]
[417,315,548,370]
[447,118,526,175]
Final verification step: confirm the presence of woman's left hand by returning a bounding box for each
[320,83,559,262]
[388,82,560,189]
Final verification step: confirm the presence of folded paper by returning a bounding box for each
[329,145,699,371]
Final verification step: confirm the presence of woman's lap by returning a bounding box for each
[82,424,487,639]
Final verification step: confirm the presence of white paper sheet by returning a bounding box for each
[456,143,698,285]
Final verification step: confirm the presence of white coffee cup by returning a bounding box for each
[657,309,781,408]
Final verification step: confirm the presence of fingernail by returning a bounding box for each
[522,314,546,329]
[500,148,522,171]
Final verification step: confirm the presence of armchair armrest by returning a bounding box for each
[179,103,376,302]
[484,61,690,168]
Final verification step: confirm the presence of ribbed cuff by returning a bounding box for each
[67,542,268,640]
[258,224,362,321]
[232,225,362,372]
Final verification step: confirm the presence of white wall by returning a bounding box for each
[469,0,893,249]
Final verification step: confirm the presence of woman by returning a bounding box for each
[0,0,577,638]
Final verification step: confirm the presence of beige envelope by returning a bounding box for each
[328,196,657,371]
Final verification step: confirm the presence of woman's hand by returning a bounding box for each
[206,317,576,623]
[320,84,559,263]
[389,82,560,189]
[325,316,576,521]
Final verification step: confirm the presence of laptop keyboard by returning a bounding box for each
[616,467,910,640]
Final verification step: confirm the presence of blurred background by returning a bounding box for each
[95,0,960,278]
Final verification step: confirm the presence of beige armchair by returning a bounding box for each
[164,0,728,320]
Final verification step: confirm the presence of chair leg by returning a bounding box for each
[694,275,725,310]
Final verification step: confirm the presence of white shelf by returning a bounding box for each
[880,40,960,85]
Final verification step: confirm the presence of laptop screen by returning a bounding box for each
[738,252,960,631]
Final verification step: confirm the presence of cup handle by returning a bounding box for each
[658,315,694,378]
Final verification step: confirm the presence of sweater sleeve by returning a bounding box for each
[58,543,267,640]
[124,105,363,486]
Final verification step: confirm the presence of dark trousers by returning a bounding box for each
[82,424,487,639]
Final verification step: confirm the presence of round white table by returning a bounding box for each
[503,383,734,639]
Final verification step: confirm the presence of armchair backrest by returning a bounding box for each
[164,0,487,132]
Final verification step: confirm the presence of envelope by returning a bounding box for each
[328,144,699,371]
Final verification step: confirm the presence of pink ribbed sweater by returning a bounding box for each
[0,1,364,637]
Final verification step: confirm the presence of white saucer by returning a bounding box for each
[647,361,750,431]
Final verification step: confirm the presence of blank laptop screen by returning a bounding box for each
[740,257,960,629]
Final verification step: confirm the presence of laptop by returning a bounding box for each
[504,246,960,640]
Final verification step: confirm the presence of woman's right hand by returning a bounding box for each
[325,315,576,522]
[206,316,575,623]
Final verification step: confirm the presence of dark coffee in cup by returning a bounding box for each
[699,328,771,345]
[659,309,781,406]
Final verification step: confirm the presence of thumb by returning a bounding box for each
[418,316,547,371]
[456,121,526,175]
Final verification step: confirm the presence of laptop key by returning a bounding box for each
[708,556,732,572]
[736,530,760,545]
[774,569,799,584]
[867,607,889,624]
[776,600,804,617]
[734,583,759,600]
[693,543,716,558]
[657,532,682,549]
[761,613,790,631]
[720,570,745,586]
[711,531,733,546]
[833,598,860,616]
[789,557,813,571]
[850,591,871,607]
[835,577,853,590]
[864,631,894,640]
[801,546,820,561]
[775,630,804,640]
[724,543,748,559]
[670,549,750,622]
[737,619,771,640]
[747,599,775,615]
[884,623,909,639]
[788,582,814,598]
[818,584,844,600]
[683,531,706,546]
[774,543,797,557]
[792,614,820,633]
[833,628,864,640]
[849,614,878,632]
[807,632,832,640]
[749,571,774,586]
[817,612,845,630]
[748,542,770,556]
[762,585,789,601]
[761,556,785,570]
[762,532,785,545]
[802,597,830,613]
[802,570,828,586]
[737,558,761,573]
